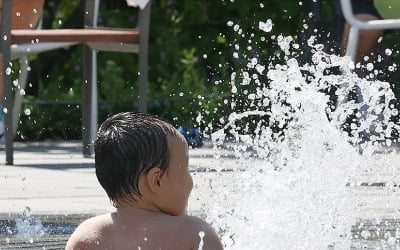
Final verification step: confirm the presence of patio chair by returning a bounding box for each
[340,0,400,61]
[0,0,151,165]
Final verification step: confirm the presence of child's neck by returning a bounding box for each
[116,200,163,214]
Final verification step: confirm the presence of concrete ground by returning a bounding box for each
[0,141,238,216]
[1,140,400,249]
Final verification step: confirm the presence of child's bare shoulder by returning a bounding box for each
[174,215,223,250]
[65,214,112,250]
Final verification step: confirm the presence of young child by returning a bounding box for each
[66,112,223,250]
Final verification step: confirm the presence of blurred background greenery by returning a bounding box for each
[14,0,400,141]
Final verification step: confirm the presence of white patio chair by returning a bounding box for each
[340,0,400,61]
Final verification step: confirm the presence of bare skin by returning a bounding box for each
[66,133,223,250]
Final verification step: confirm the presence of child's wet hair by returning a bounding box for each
[95,112,177,204]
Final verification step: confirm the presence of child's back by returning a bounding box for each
[68,209,220,250]
[66,112,223,250]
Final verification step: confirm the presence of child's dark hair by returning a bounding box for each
[95,112,177,204]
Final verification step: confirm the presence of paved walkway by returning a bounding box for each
[0,141,240,217]
[1,141,400,218]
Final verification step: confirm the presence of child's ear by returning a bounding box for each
[145,167,162,193]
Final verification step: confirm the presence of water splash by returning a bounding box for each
[15,207,46,242]
[202,19,399,249]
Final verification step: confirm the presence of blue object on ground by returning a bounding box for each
[178,126,203,148]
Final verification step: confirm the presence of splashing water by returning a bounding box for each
[15,207,45,242]
[201,20,400,249]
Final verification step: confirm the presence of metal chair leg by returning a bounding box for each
[137,3,151,113]
[1,0,14,165]
[12,57,29,136]
[82,47,97,157]
[82,0,99,157]
[345,26,359,61]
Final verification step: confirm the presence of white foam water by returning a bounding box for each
[15,207,45,242]
[202,26,399,249]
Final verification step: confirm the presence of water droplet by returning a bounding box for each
[196,113,202,123]
[385,48,392,56]
[24,109,31,116]
[198,231,205,250]
[179,92,184,97]
[366,63,374,71]
[231,86,237,94]
[387,236,396,245]
[16,12,21,17]
[23,207,32,217]
[314,44,324,51]
[202,54,207,59]
[360,230,370,239]
[19,89,26,96]
[33,8,38,14]
[3,35,7,41]
[233,24,240,32]
[248,93,256,100]
[259,3,264,8]
[259,19,273,33]
[227,21,234,26]
[256,64,265,74]
[3,107,8,114]
[5,67,11,75]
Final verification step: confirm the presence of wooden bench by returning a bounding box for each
[0,0,151,165]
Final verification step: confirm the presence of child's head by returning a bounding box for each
[95,112,193,215]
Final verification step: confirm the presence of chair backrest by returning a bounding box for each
[11,0,44,29]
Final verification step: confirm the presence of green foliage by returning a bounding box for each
[15,0,400,140]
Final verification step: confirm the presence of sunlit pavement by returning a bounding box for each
[0,141,229,216]
[1,141,400,248]
[2,141,399,217]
